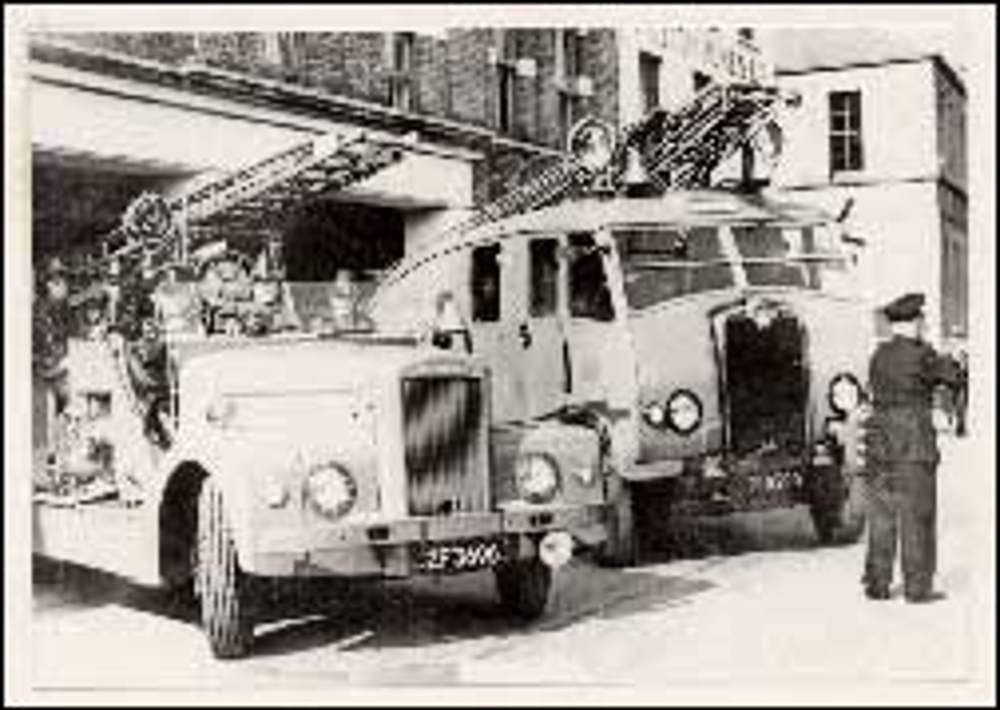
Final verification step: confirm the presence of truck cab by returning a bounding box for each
[371,189,872,562]
[32,244,610,660]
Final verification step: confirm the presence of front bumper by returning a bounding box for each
[249,501,608,577]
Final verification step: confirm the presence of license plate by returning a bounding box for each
[414,539,505,574]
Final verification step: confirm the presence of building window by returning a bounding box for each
[389,32,415,111]
[556,29,586,145]
[260,32,300,67]
[639,52,661,113]
[561,29,584,78]
[829,91,863,173]
[497,63,516,133]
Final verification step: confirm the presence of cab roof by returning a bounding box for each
[475,189,834,236]
[384,189,835,285]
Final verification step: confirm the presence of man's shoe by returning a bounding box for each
[905,590,946,604]
[865,585,891,600]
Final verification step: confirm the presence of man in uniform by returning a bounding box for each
[862,292,962,603]
[32,257,73,414]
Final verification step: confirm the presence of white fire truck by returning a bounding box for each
[31,131,610,658]
[370,83,871,564]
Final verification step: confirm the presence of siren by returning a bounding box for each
[623,146,653,196]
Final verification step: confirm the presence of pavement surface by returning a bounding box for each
[26,434,994,703]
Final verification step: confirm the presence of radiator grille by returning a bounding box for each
[401,376,485,516]
[724,311,808,456]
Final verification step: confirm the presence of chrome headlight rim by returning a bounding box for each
[665,389,703,436]
[828,372,864,416]
[515,452,561,504]
[304,462,358,520]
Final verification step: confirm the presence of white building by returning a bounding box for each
[768,29,968,348]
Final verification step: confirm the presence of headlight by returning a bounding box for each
[205,395,237,428]
[642,401,668,428]
[515,454,560,503]
[305,463,357,519]
[666,390,702,435]
[829,373,863,415]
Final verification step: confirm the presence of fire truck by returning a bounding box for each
[31,131,610,658]
[370,83,871,564]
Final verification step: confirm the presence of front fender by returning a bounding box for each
[492,420,606,507]
[156,433,265,573]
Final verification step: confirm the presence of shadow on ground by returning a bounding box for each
[31,503,835,659]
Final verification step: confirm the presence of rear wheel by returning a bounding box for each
[494,558,552,621]
[197,478,256,659]
[809,463,865,545]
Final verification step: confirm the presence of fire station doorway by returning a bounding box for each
[282,200,404,282]
[32,155,407,282]
[31,157,194,267]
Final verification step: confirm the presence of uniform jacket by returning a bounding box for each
[865,335,962,467]
[32,296,72,378]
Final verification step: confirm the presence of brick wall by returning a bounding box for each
[445,28,494,125]
[587,28,621,130]
[32,29,626,207]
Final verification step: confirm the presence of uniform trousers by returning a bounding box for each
[863,463,937,596]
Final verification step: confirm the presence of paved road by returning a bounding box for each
[29,435,993,701]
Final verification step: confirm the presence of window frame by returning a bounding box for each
[639,51,662,114]
[566,232,615,322]
[828,90,864,174]
[614,225,735,308]
[470,243,502,323]
[388,32,416,111]
[497,62,517,134]
[528,237,561,319]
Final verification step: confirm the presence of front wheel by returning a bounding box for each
[197,478,257,659]
[809,464,865,545]
[494,558,552,621]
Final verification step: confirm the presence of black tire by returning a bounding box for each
[197,478,256,659]
[596,476,638,567]
[494,558,552,621]
[809,464,865,545]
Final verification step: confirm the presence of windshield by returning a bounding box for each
[732,223,852,292]
[615,222,854,310]
[615,226,734,310]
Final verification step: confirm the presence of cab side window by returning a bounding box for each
[567,232,614,322]
[471,244,501,322]
[529,238,559,317]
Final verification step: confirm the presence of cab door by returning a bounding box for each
[466,241,521,423]
[562,230,640,459]
[507,234,570,420]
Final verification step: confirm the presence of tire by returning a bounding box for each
[809,463,865,545]
[197,478,256,659]
[494,558,552,621]
[596,476,638,567]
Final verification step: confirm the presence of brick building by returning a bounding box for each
[28,27,767,276]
